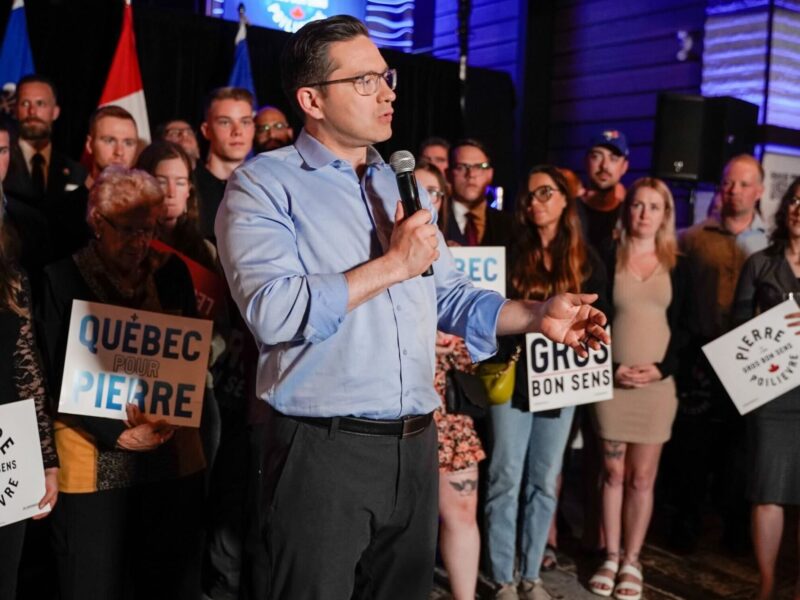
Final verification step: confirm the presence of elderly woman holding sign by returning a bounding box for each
[0,203,58,600]
[485,165,608,600]
[732,176,800,600]
[39,166,206,600]
[589,178,689,600]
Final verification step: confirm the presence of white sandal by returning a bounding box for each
[588,559,619,597]
[613,563,643,600]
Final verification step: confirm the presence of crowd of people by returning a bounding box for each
[0,14,798,600]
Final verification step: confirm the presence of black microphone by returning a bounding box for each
[389,150,434,277]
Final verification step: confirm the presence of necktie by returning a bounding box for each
[31,153,46,198]
[464,211,479,246]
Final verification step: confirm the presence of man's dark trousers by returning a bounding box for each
[261,407,439,599]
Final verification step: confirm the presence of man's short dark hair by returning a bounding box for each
[17,74,58,102]
[450,138,492,165]
[203,87,255,121]
[419,136,450,155]
[280,15,370,119]
[88,105,136,137]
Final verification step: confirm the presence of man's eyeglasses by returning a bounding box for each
[256,122,289,134]
[164,127,196,140]
[527,185,559,204]
[303,68,397,97]
[451,162,491,175]
[100,213,156,239]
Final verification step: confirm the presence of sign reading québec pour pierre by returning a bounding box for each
[525,327,613,412]
[449,246,506,296]
[703,298,800,415]
[58,301,212,427]
[0,399,49,528]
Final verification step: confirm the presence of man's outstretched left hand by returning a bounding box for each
[538,293,609,357]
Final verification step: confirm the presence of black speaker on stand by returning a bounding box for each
[652,93,706,182]
[701,96,760,183]
[651,93,759,183]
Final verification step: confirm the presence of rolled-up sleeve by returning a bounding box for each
[216,165,348,346]
[432,234,506,361]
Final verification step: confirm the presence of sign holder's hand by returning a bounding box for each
[786,312,800,333]
[32,467,59,520]
[117,404,176,451]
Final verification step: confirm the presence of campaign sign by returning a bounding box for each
[150,240,226,320]
[58,301,212,427]
[526,327,613,412]
[703,299,800,415]
[0,399,49,527]
[450,246,506,296]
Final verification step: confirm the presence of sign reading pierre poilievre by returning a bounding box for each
[0,399,49,528]
[58,301,212,428]
[703,298,800,415]
[525,326,613,412]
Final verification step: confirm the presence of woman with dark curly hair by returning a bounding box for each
[485,165,608,600]
[733,175,800,600]
[0,204,59,600]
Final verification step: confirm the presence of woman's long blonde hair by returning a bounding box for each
[616,177,678,272]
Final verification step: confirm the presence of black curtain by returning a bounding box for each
[0,1,515,191]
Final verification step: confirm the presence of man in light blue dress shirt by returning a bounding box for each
[215,15,609,600]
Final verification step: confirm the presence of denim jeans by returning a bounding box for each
[485,401,575,583]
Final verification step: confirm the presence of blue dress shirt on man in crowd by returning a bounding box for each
[215,129,506,420]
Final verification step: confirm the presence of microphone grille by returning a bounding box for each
[389,150,415,174]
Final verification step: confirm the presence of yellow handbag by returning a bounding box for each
[477,345,521,405]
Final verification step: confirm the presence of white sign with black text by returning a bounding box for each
[0,399,49,527]
[449,246,506,296]
[58,301,212,428]
[525,327,613,412]
[703,298,800,415]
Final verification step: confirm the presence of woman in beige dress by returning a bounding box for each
[589,178,690,600]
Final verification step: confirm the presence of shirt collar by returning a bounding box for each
[703,211,767,234]
[19,138,52,170]
[294,128,386,171]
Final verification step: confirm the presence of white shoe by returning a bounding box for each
[588,559,619,597]
[613,563,643,600]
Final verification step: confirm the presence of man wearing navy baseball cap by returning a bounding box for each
[577,129,630,249]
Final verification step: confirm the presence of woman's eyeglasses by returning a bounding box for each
[99,214,156,239]
[527,185,559,204]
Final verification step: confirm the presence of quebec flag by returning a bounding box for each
[0,0,34,108]
[227,10,257,103]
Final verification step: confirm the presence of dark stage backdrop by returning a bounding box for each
[0,1,517,194]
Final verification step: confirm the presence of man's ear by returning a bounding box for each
[200,121,209,141]
[296,87,324,121]
[84,135,93,157]
[53,104,61,122]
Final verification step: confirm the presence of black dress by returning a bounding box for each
[0,269,58,600]
[733,246,800,504]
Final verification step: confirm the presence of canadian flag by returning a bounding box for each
[98,0,150,142]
